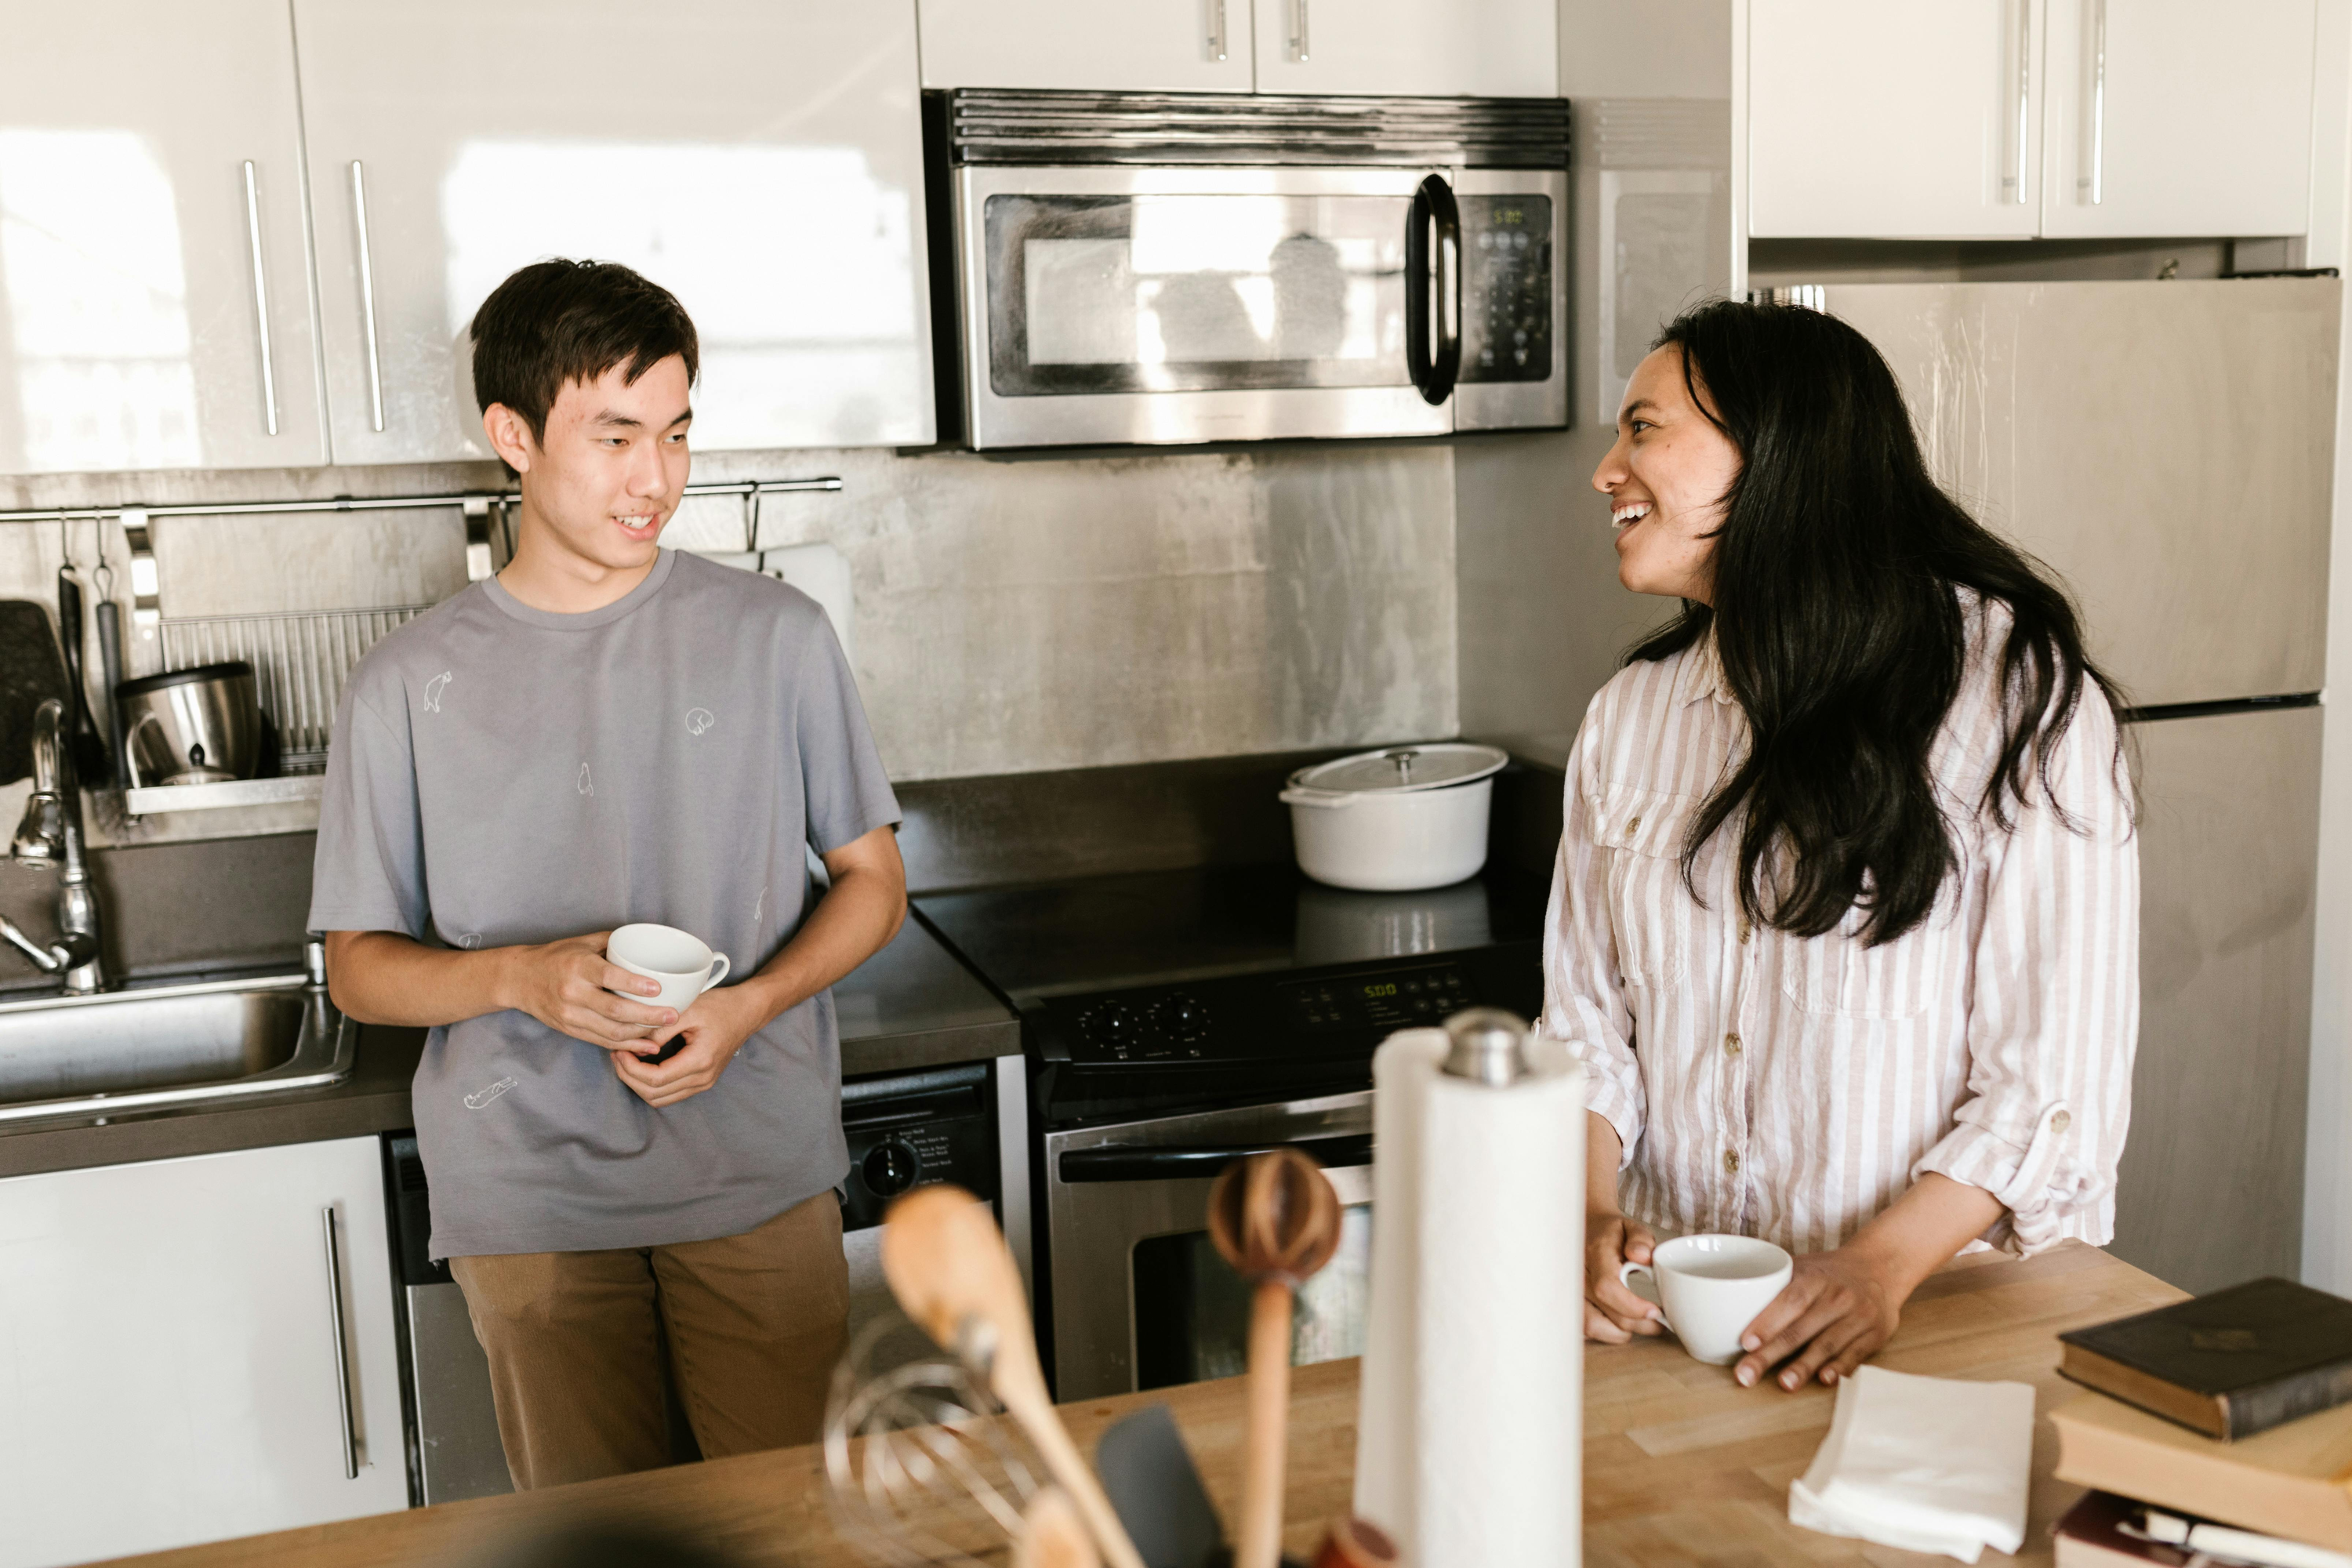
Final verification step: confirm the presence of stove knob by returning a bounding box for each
[862,1139,922,1198]
[1082,1003,1141,1052]
[1152,993,1212,1041]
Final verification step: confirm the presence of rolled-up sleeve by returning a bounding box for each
[1913,690,2139,1254]
[1537,716,1647,1168]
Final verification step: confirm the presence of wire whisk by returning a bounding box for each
[823,1313,1048,1567]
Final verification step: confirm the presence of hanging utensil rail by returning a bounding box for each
[0,476,841,526]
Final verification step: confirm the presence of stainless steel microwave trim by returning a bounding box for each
[1042,1088,1374,1400]
[939,89,1572,169]
[950,163,1566,447]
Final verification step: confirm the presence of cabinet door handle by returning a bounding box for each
[321,1205,358,1480]
[1207,0,1227,61]
[241,161,281,435]
[2078,0,2107,204]
[349,162,387,432]
[1290,0,1309,62]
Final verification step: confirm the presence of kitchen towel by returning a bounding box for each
[1788,1365,2037,1562]
[1352,1025,1585,1567]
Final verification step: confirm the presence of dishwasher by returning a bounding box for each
[381,1062,1006,1504]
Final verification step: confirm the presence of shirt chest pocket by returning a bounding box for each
[1778,911,1939,1021]
[1588,786,1702,990]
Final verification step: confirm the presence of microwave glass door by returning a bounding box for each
[985,194,1411,397]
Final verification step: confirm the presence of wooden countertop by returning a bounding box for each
[111,1241,2181,1568]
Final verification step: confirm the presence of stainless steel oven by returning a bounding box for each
[1042,1089,1374,1401]
[928,90,1570,449]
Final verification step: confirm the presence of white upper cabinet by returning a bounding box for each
[2039,0,2316,238]
[1251,0,1559,96]
[1748,0,2045,240]
[0,1,328,475]
[920,0,1255,91]
[0,1138,405,1566]
[293,0,935,466]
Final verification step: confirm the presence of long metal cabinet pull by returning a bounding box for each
[349,162,386,432]
[321,1206,358,1480]
[2009,0,2032,204]
[1207,0,1226,60]
[1290,0,1309,61]
[241,162,281,434]
[2082,0,2107,204]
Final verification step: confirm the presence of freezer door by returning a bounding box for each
[2114,704,2318,1291]
[1828,278,2339,708]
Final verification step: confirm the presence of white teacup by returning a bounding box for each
[1618,1233,1794,1367]
[607,923,731,1016]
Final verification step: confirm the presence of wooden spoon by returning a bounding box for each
[1207,1149,1345,1568]
[1014,1486,1102,1568]
[880,1185,1146,1568]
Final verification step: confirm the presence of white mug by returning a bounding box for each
[606,923,731,1016]
[1618,1234,1794,1367]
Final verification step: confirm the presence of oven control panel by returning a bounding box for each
[1036,942,1541,1069]
[1459,194,1554,384]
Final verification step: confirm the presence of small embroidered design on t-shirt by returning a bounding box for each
[463,1076,519,1110]
[453,931,482,950]
[423,670,453,712]
[686,707,716,736]
[577,762,593,797]
[754,885,767,924]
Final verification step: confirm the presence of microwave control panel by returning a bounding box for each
[1459,194,1555,384]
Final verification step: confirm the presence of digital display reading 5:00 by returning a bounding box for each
[1363,982,1399,999]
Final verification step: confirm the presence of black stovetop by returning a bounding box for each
[913,861,1549,1006]
[914,862,1551,1126]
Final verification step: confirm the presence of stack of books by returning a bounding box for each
[2050,1277,2352,1566]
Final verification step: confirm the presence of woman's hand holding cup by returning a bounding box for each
[1584,1209,1667,1342]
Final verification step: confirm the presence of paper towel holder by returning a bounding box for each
[1440,1007,1532,1086]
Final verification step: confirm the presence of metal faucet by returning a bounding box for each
[2,699,105,994]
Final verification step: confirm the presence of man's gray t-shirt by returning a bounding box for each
[307,549,899,1259]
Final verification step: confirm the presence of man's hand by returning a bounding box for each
[1584,1210,1668,1342]
[499,932,679,1050]
[1733,1247,1903,1390]
[612,983,765,1109]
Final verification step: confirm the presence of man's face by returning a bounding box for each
[496,354,692,573]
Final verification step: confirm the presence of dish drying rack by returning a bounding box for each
[2,477,840,818]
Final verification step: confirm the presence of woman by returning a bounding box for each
[1552,300,2137,1393]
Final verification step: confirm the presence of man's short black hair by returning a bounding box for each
[469,259,699,448]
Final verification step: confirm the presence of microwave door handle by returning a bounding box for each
[1403,174,1461,407]
[1057,1132,1374,1183]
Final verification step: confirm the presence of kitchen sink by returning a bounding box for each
[0,974,354,1127]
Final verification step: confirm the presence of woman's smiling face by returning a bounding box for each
[1592,344,1741,604]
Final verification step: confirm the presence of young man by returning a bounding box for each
[310,259,905,1488]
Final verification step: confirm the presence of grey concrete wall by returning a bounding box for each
[0,439,1457,793]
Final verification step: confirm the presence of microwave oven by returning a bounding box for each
[925,90,1570,450]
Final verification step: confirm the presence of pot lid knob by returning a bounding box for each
[1441,1007,1532,1086]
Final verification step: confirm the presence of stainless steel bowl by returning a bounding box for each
[116,662,262,786]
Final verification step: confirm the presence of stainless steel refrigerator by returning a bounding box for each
[1816,278,2337,1294]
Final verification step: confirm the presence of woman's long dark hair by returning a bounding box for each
[1632,300,2128,946]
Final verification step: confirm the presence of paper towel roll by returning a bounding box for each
[1353,1027,1584,1566]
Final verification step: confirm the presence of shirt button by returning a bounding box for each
[2051,1109,2072,1134]
[1723,1149,1740,1174]
[1626,815,1642,833]
[1724,1032,1742,1055]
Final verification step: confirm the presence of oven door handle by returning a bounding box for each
[1058,1132,1372,1184]
[1404,171,1461,408]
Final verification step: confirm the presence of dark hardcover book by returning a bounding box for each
[2058,1277,2352,1441]
[2053,1492,2196,1567]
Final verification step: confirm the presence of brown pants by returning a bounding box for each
[448,1192,849,1490]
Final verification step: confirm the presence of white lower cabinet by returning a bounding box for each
[0,1137,406,1567]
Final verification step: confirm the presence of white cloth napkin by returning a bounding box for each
[1787,1365,2037,1563]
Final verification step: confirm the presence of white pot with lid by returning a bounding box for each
[1279,742,1512,891]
